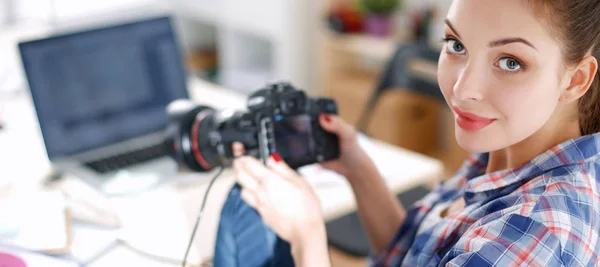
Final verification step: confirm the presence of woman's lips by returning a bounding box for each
[453,106,496,131]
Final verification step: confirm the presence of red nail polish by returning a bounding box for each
[270,152,282,163]
[323,114,332,123]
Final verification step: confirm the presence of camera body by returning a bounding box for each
[246,82,340,168]
[166,82,340,172]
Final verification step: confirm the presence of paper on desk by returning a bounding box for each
[67,222,119,264]
[0,191,68,252]
[111,187,200,265]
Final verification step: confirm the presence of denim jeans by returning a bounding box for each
[213,184,295,267]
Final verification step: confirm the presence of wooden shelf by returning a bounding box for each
[322,33,439,83]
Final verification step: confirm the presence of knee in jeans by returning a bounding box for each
[221,184,249,220]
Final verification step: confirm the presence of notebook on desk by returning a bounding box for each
[0,191,71,254]
[18,16,190,196]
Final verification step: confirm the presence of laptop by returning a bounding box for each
[18,16,189,196]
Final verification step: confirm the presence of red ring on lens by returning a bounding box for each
[191,110,213,170]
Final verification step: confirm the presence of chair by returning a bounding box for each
[356,40,444,133]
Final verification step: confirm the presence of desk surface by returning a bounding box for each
[0,78,443,266]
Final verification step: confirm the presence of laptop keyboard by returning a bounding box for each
[84,143,168,174]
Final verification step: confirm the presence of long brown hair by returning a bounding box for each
[528,0,600,135]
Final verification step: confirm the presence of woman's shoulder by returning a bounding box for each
[506,156,599,213]
[524,155,600,203]
[458,168,600,264]
[488,160,600,250]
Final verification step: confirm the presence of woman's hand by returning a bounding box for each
[318,114,371,177]
[232,143,325,247]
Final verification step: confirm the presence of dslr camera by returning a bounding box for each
[165,82,340,172]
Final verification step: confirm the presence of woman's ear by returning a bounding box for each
[561,55,598,103]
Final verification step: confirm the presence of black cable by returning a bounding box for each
[182,166,225,267]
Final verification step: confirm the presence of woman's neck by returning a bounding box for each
[486,113,582,174]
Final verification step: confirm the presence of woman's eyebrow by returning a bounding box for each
[445,18,538,51]
[489,38,538,51]
[444,19,461,38]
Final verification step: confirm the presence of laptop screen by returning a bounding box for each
[19,16,189,159]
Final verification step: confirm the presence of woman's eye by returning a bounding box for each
[446,39,466,55]
[498,58,522,72]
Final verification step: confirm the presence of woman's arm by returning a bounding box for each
[346,149,406,257]
[290,223,331,267]
[318,115,406,257]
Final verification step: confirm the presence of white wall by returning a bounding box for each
[0,0,8,25]
[13,0,158,25]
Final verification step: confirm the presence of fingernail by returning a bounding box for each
[323,114,332,123]
[270,152,282,163]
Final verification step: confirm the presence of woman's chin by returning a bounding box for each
[455,129,502,153]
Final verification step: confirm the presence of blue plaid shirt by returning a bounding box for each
[371,133,600,266]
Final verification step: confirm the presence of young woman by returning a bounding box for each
[214,0,600,265]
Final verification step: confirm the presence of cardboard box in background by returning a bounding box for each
[325,69,378,126]
[364,89,441,157]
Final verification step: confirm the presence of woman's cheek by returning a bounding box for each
[437,56,459,104]
[489,78,558,142]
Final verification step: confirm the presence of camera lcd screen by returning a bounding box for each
[273,115,314,162]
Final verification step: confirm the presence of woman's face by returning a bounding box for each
[438,0,567,152]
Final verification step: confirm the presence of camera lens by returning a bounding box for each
[166,106,259,172]
[165,105,218,172]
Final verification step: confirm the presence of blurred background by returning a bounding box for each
[1,0,466,176]
[0,0,469,266]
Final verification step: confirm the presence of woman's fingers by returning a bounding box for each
[236,154,307,217]
[234,156,279,196]
[319,114,355,140]
[233,157,260,191]
[268,154,298,181]
[239,156,275,183]
[318,114,338,134]
[241,188,268,217]
[235,158,268,214]
[240,188,258,207]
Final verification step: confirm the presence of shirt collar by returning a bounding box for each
[459,133,600,196]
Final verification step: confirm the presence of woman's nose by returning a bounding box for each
[453,63,486,101]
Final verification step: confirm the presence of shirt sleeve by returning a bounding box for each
[443,213,565,267]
